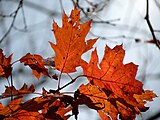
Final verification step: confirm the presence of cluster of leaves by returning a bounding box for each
[0,8,157,120]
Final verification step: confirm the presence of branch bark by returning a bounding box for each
[144,0,160,49]
[0,0,23,44]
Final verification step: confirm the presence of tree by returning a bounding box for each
[0,0,159,120]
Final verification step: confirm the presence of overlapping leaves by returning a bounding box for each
[79,45,157,119]
[0,8,157,120]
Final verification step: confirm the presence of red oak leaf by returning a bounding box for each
[79,45,157,120]
[82,45,143,98]
[0,49,12,78]
[49,8,97,73]
[20,53,50,79]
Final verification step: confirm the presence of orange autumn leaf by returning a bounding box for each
[2,83,35,98]
[134,90,157,105]
[79,84,106,109]
[0,97,44,120]
[43,99,72,120]
[49,8,97,73]
[20,53,49,79]
[0,103,3,110]
[0,97,22,117]
[79,83,149,120]
[82,45,143,98]
[0,49,12,78]
[80,45,157,120]
[5,110,44,120]
[21,97,52,112]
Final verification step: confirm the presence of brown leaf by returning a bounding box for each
[0,97,22,117]
[2,83,35,98]
[0,49,12,78]
[42,98,72,120]
[144,39,160,44]
[20,53,50,79]
[49,8,97,73]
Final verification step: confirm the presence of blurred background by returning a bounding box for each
[0,0,160,120]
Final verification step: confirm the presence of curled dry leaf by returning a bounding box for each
[20,53,50,79]
[49,8,97,73]
[0,97,44,120]
[43,99,72,120]
[2,83,35,98]
[79,45,157,120]
[0,49,12,78]
[0,94,72,120]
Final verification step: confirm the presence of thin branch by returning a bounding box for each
[144,0,160,49]
[21,3,27,29]
[59,0,64,14]
[146,111,160,120]
[71,0,88,17]
[92,18,120,26]
[0,0,23,44]
[154,30,160,32]
[55,75,85,92]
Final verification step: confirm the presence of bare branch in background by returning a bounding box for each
[13,3,27,32]
[145,0,160,49]
[71,0,117,26]
[0,0,23,44]
[92,18,120,26]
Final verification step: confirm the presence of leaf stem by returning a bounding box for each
[6,78,11,86]
[11,60,19,65]
[56,75,85,92]
[58,72,62,90]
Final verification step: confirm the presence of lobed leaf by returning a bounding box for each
[79,45,157,120]
[49,8,97,73]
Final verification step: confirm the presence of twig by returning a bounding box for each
[92,18,120,26]
[144,0,160,49]
[71,0,88,17]
[59,0,64,14]
[0,0,23,44]
[154,30,160,32]
[146,111,160,120]
[21,3,27,29]
[55,75,85,92]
